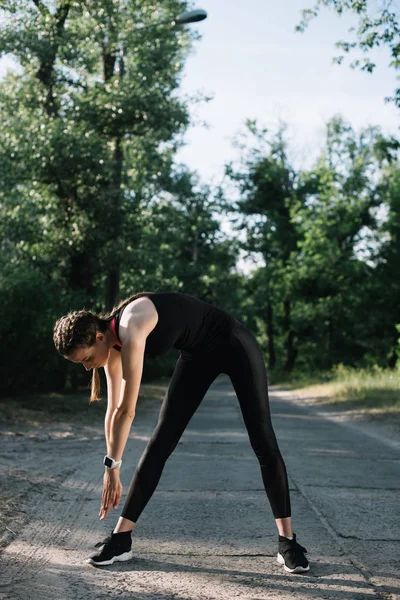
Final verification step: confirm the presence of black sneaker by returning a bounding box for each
[87,530,133,566]
[277,532,310,573]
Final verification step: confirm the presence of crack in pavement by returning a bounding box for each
[289,463,394,599]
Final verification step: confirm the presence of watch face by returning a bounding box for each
[104,456,113,468]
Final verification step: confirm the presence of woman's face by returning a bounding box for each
[67,332,110,370]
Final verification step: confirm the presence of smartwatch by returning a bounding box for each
[103,455,122,469]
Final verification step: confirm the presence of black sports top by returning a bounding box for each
[111,291,237,359]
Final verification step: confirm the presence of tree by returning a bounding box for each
[128,167,241,300]
[374,156,400,366]
[0,0,205,394]
[225,115,400,372]
[225,121,301,371]
[0,0,195,311]
[290,116,398,368]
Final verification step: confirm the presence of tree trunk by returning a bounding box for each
[266,301,276,369]
[105,136,123,309]
[103,33,124,310]
[69,251,94,297]
[34,1,95,299]
[55,180,94,299]
[387,327,400,368]
[105,265,120,312]
[193,228,199,264]
[327,315,333,369]
[283,298,297,372]
[35,0,71,116]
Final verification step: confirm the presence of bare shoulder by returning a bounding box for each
[119,296,158,344]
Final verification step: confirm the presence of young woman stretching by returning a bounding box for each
[53,291,310,573]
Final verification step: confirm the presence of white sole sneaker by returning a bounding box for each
[87,550,134,566]
[277,552,310,573]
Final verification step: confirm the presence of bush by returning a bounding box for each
[0,262,68,396]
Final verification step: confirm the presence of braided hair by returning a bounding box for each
[53,291,153,402]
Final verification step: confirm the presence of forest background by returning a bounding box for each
[0,0,399,413]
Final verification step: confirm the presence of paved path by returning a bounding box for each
[1,375,399,599]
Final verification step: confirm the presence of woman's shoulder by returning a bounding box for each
[116,293,155,319]
[119,296,159,342]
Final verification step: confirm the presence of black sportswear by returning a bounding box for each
[110,291,291,523]
[112,291,236,358]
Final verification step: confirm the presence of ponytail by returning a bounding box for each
[89,291,153,402]
[90,368,101,403]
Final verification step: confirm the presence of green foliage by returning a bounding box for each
[0,0,195,307]
[0,0,222,394]
[225,116,400,374]
[0,258,68,394]
[1,1,400,397]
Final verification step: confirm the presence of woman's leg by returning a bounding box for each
[225,322,292,534]
[117,353,221,529]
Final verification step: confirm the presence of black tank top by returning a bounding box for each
[112,291,237,359]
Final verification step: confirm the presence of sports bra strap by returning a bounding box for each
[111,317,122,346]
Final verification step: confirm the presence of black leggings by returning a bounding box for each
[120,320,291,522]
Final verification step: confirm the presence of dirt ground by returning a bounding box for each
[1,378,399,600]
[0,381,170,551]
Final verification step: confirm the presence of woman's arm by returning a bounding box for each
[99,298,158,520]
[107,299,158,462]
[107,336,146,461]
[104,350,125,450]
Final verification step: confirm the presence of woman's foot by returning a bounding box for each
[87,530,133,566]
[277,532,310,573]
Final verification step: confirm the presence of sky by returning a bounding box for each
[0,0,398,273]
[175,0,398,183]
[173,0,399,271]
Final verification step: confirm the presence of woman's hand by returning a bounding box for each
[99,468,123,520]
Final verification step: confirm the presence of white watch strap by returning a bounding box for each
[104,455,122,469]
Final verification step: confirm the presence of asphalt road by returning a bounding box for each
[1,374,399,599]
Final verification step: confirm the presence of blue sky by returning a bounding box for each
[175,0,398,185]
[172,0,399,271]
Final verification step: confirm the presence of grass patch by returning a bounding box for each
[272,365,400,415]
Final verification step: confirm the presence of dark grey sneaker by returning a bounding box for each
[87,530,133,566]
[277,533,310,573]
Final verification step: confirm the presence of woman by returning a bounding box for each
[53,290,309,573]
